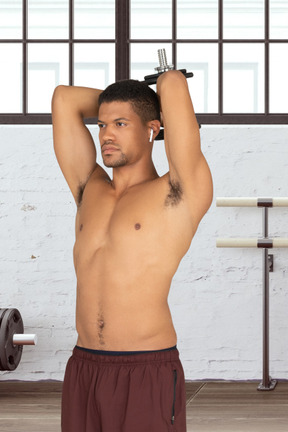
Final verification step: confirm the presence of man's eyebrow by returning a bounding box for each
[97,117,130,124]
[114,117,130,122]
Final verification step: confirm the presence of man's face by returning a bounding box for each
[98,101,149,168]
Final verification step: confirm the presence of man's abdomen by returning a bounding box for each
[75,279,177,351]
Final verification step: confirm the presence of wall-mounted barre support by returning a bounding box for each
[216,197,288,391]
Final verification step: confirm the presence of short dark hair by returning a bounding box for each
[98,80,160,124]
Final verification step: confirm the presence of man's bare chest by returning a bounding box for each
[73,180,194,280]
[73,174,191,263]
[76,186,165,245]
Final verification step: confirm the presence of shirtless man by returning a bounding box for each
[52,70,213,432]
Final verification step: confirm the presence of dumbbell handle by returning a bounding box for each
[13,334,38,346]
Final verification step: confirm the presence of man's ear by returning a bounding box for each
[147,120,161,141]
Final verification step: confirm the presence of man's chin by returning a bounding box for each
[103,157,127,168]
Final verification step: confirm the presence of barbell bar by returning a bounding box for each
[13,334,38,345]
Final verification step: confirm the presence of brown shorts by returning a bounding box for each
[62,345,187,432]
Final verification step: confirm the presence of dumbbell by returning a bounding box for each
[0,308,37,371]
[142,49,198,140]
[143,48,194,86]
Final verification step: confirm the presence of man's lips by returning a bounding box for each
[101,145,119,154]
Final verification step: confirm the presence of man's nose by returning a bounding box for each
[101,125,115,141]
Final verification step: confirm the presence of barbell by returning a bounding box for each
[0,308,37,371]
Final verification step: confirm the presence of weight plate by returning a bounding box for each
[0,308,24,371]
[0,308,7,324]
[0,309,8,370]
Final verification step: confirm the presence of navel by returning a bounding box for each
[98,319,105,330]
[134,223,141,230]
[97,314,105,346]
[79,224,83,231]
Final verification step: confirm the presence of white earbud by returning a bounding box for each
[149,128,154,143]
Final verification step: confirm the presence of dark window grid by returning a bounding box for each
[0,39,117,126]
[0,0,122,124]
[129,39,288,124]
[0,0,288,125]
[127,0,287,123]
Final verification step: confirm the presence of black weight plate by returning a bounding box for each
[143,69,194,85]
[0,308,24,371]
[0,308,7,323]
[0,309,8,370]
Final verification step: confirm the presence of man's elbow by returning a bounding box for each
[51,85,69,114]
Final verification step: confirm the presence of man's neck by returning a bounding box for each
[111,163,159,195]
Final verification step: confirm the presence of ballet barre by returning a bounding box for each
[217,238,288,248]
[216,197,288,391]
[217,197,288,207]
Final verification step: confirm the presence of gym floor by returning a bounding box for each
[0,380,287,431]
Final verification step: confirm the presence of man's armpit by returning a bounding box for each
[164,178,183,207]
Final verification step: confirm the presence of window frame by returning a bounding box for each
[0,0,287,125]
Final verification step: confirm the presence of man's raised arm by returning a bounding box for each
[52,85,104,204]
[157,71,213,224]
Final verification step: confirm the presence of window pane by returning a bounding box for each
[28,44,69,113]
[177,44,218,113]
[0,0,22,39]
[28,0,69,39]
[178,44,218,113]
[270,0,288,38]
[223,0,265,39]
[270,44,288,113]
[74,0,115,39]
[0,44,22,113]
[74,44,115,89]
[130,44,173,83]
[130,0,172,39]
[177,0,218,39]
[223,44,264,113]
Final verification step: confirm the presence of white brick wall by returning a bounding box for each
[0,125,287,381]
